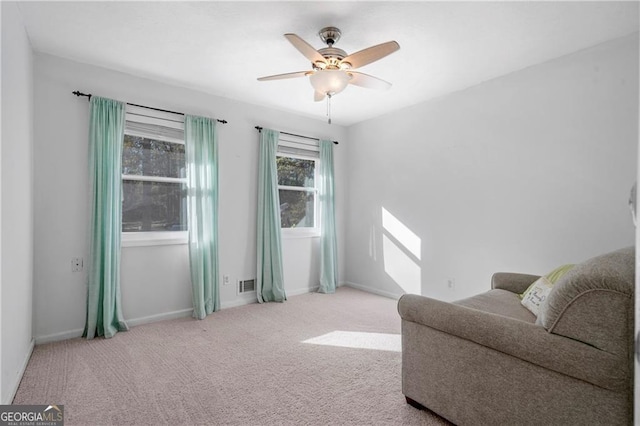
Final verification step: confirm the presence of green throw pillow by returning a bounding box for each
[519,264,575,300]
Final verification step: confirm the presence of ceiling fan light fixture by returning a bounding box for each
[309,69,351,95]
[258,27,400,124]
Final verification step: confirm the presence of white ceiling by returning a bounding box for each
[17,1,639,126]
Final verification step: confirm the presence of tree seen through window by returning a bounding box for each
[276,156,316,228]
[122,135,186,232]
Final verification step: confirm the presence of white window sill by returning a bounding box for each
[122,231,188,247]
[281,229,320,239]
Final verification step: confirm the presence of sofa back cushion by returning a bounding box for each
[537,246,634,355]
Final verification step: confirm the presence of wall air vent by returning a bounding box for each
[238,279,256,294]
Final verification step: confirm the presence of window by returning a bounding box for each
[121,106,187,245]
[276,135,320,236]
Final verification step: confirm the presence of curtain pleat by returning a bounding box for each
[84,96,129,339]
[185,115,219,319]
[318,139,338,293]
[257,129,286,303]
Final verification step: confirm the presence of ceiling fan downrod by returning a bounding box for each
[319,27,341,47]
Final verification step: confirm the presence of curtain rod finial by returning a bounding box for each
[72,90,91,101]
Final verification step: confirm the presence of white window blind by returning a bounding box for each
[277,134,319,158]
[125,105,184,144]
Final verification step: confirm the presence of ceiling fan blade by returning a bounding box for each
[348,71,392,90]
[257,71,311,81]
[341,41,400,69]
[314,91,326,102]
[284,33,326,64]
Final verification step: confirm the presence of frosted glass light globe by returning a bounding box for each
[309,70,351,95]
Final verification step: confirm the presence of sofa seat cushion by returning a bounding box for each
[455,289,536,323]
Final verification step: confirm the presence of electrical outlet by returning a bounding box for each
[223,275,230,286]
[447,278,455,290]
[71,257,83,273]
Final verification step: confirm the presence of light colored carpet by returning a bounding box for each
[14,287,450,425]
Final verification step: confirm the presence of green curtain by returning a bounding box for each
[185,115,220,319]
[257,129,286,303]
[318,139,338,293]
[84,96,129,339]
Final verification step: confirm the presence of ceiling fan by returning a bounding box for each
[257,27,400,115]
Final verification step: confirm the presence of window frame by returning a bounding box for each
[121,106,188,247]
[276,141,321,239]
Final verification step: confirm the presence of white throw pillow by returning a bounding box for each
[521,276,554,316]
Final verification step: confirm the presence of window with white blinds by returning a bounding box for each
[121,105,187,240]
[276,134,320,235]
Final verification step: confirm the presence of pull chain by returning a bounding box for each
[326,94,332,125]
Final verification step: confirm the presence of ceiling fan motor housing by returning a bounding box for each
[318,47,347,60]
[316,27,351,70]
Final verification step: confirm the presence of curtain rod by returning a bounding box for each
[254,126,338,145]
[72,91,228,124]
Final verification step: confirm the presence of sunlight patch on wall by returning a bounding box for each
[382,207,421,260]
[382,235,421,294]
[302,331,401,352]
[381,207,421,294]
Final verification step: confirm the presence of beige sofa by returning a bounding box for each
[398,247,635,425]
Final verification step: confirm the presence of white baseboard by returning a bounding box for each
[3,339,35,404]
[288,286,319,297]
[221,296,257,309]
[126,308,194,327]
[35,329,84,345]
[35,308,194,344]
[343,281,404,300]
[221,286,320,309]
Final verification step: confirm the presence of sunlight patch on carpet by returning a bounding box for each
[302,331,401,352]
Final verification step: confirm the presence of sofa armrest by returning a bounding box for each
[491,272,540,293]
[398,294,624,392]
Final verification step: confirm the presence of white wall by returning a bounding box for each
[345,34,638,301]
[33,53,347,342]
[1,2,35,404]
